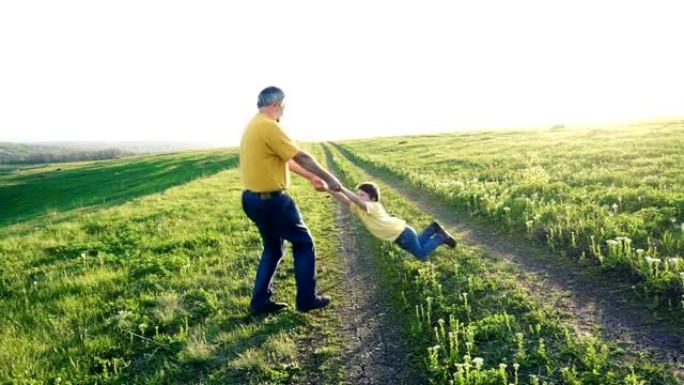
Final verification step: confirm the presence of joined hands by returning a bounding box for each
[310,176,342,192]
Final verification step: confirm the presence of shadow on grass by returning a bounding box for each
[0,151,238,228]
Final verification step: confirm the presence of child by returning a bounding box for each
[328,182,456,261]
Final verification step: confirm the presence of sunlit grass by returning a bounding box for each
[0,149,238,228]
[326,142,680,385]
[0,146,345,384]
[337,119,684,307]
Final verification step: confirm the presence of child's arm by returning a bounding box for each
[328,190,352,206]
[340,186,369,212]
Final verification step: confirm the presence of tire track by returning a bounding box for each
[325,149,421,385]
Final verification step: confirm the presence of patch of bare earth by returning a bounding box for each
[331,202,419,385]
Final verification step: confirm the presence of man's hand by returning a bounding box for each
[309,176,328,192]
[325,176,342,192]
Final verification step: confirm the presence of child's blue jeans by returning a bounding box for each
[394,224,446,261]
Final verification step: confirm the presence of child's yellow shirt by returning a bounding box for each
[350,201,406,241]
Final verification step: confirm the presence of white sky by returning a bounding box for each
[1,1,683,146]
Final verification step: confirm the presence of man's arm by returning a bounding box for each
[288,159,328,191]
[340,186,368,211]
[288,159,316,179]
[292,151,341,191]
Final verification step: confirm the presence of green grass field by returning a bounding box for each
[0,148,345,384]
[325,143,679,385]
[1,120,683,384]
[0,151,238,228]
[336,119,684,306]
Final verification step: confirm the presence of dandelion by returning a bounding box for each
[499,363,509,383]
[462,354,472,370]
[513,362,520,385]
[667,258,682,270]
[645,256,661,264]
[645,256,662,277]
[515,332,526,360]
[473,357,484,368]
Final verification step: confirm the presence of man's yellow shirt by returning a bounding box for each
[240,113,301,192]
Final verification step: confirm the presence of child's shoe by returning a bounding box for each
[428,221,445,234]
[438,227,457,248]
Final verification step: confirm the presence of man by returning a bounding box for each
[240,86,342,315]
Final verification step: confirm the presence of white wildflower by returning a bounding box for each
[645,256,661,264]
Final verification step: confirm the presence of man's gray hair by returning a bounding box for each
[257,86,285,108]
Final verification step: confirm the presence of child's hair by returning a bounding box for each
[356,182,380,202]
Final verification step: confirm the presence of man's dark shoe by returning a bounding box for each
[296,295,331,312]
[429,221,445,234]
[439,228,457,249]
[250,301,289,315]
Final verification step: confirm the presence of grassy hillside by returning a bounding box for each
[336,119,684,305]
[0,150,237,227]
[325,143,679,385]
[2,123,682,384]
[0,147,345,384]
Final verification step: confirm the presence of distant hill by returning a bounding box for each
[0,141,221,164]
[33,141,221,153]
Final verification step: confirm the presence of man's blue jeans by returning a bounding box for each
[242,190,317,309]
[394,224,446,261]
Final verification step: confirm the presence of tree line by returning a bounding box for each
[0,147,133,164]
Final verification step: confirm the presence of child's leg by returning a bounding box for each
[394,226,424,259]
[418,233,447,258]
[418,224,437,245]
[395,225,446,261]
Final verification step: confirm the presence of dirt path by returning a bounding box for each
[334,145,684,380]
[325,151,422,385]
